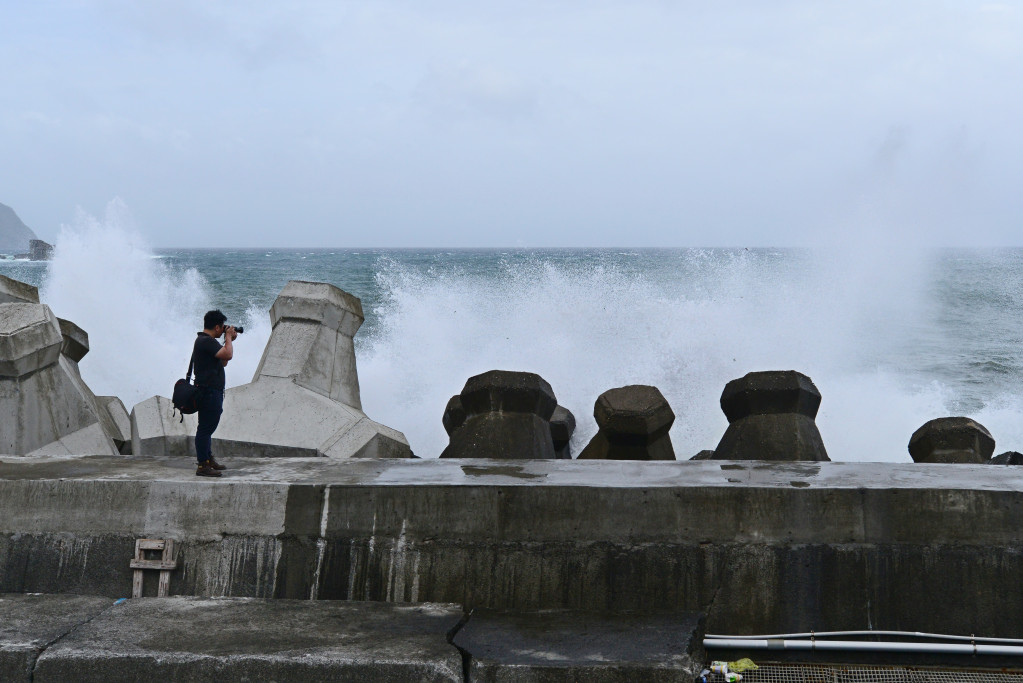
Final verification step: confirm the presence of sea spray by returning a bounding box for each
[39,200,271,408]
[13,215,1023,461]
[355,251,807,458]
[356,248,1023,460]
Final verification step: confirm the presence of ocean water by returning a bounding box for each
[3,213,1022,462]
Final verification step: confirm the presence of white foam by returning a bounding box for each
[357,249,1016,461]
[39,200,269,409]
[32,207,1023,461]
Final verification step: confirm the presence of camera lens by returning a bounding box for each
[235,326,244,334]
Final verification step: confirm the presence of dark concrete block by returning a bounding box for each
[459,370,558,418]
[990,451,1023,465]
[593,386,674,437]
[720,370,822,421]
[550,406,576,460]
[33,597,464,682]
[578,385,675,460]
[713,370,829,462]
[713,413,829,462]
[690,450,715,460]
[442,395,467,436]
[441,371,558,459]
[0,594,115,682]
[909,417,995,464]
[452,608,705,682]
[442,414,557,460]
[446,391,575,459]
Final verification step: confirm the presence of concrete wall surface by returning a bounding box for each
[2,594,463,682]
[452,608,705,682]
[0,594,114,682]
[0,594,706,682]
[1,457,1022,638]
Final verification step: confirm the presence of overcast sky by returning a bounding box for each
[1,1,1021,247]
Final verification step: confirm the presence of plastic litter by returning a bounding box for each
[729,658,759,673]
[708,661,744,681]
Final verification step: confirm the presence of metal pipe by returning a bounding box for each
[706,630,1023,645]
[705,638,1023,657]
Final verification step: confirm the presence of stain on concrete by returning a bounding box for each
[460,465,547,480]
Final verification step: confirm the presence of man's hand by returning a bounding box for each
[225,326,238,341]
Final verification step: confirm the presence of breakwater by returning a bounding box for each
[2,456,1022,640]
[2,272,1022,678]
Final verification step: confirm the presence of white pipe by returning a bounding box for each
[705,638,1023,657]
[707,630,1023,645]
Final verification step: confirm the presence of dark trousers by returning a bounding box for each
[195,388,224,464]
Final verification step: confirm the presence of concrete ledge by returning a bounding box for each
[452,608,705,682]
[3,457,1023,544]
[0,596,465,682]
[5,455,1023,489]
[0,594,115,682]
[1,594,711,682]
[2,458,1023,636]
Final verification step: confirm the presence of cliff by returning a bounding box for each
[0,202,39,253]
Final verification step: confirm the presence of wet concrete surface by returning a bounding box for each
[4,454,1023,491]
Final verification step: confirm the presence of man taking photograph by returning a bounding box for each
[193,309,238,477]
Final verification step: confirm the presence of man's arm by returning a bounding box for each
[215,327,235,361]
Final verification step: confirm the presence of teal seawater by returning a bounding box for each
[2,247,1022,460]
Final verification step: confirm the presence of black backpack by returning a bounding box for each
[171,352,200,421]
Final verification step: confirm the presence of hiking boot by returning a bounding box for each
[196,462,222,477]
[208,457,226,471]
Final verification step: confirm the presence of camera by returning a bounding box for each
[233,326,244,334]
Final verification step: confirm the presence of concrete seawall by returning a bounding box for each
[2,456,1022,637]
[0,594,706,681]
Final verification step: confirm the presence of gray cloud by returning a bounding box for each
[1,1,1022,246]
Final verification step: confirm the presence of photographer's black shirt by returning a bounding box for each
[193,332,225,390]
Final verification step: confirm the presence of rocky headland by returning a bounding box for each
[0,202,39,254]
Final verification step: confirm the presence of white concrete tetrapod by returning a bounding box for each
[55,316,128,453]
[0,303,118,456]
[131,280,412,459]
[255,280,365,408]
[0,273,39,304]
